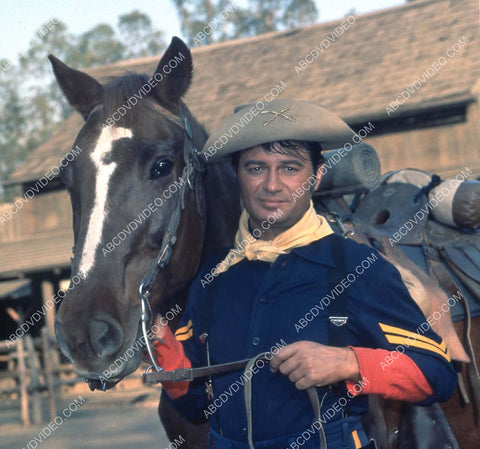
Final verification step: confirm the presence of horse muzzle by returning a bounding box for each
[85,377,123,392]
[54,316,143,382]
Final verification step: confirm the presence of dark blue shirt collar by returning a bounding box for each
[289,234,337,267]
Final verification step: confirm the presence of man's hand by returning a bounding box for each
[269,341,360,390]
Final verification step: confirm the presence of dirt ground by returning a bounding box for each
[0,385,173,449]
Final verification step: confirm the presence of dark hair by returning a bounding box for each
[231,140,324,172]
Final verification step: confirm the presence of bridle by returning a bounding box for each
[138,101,204,373]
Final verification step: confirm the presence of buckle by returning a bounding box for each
[172,368,194,382]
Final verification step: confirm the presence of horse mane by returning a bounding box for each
[103,72,153,120]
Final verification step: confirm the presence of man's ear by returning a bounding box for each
[313,164,324,191]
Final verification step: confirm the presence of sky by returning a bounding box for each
[1,0,405,63]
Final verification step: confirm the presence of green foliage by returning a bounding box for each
[0,68,27,186]
[174,0,221,44]
[118,10,165,58]
[174,0,318,45]
[77,23,126,66]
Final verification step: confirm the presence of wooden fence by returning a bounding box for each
[0,311,83,426]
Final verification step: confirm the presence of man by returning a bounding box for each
[151,100,457,449]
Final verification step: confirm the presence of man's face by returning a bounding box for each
[236,145,322,240]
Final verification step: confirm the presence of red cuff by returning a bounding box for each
[152,326,192,399]
[345,347,434,402]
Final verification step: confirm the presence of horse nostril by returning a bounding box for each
[55,321,73,362]
[87,318,124,358]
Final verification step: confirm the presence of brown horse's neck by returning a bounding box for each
[202,160,241,260]
[180,101,241,258]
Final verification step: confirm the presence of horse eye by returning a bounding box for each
[150,159,174,179]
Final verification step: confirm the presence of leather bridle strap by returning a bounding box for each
[149,102,186,130]
[139,102,204,372]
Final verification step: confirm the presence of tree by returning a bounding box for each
[173,0,221,45]
[0,67,27,185]
[118,11,165,58]
[77,24,126,66]
[19,20,76,77]
[173,0,318,45]
[283,0,318,30]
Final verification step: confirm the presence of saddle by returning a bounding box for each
[351,168,480,322]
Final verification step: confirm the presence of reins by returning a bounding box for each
[144,352,326,449]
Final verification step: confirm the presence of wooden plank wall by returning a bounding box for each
[0,191,72,244]
[368,101,480,179]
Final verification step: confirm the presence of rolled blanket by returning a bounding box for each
[430,179,480,229]
[384,169,480,229]
[318,142,381,194]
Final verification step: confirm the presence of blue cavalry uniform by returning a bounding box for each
[165,234,457,449]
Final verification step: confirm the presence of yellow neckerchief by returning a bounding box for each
[215,201,333,275]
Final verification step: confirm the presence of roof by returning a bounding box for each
[0,231,73,279]
[8,0,480,185]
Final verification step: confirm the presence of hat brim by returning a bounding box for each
[201,99,356,163]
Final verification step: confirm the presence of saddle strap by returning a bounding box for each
[422,241,480,423]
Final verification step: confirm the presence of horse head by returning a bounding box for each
[50,37,209,387]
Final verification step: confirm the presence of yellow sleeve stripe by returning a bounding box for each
[175,328,193,341]
[384,335,451,362]
[352,430,361,449]
[379,322,447,352]
[174,320,193,337]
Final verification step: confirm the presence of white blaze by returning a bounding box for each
[78,126,133,277]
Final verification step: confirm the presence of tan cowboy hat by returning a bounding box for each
[201,99,355,162]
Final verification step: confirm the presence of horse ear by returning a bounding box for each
[48,54,104,120]
[153,37,192,106]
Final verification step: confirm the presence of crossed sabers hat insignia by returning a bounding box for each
[260,106,296,126]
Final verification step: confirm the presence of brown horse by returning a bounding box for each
[50,37,479,448]
[50,37,239,446]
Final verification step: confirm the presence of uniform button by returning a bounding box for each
[252,337,260,346]
[259,296,268,304]
[240,427,247,437]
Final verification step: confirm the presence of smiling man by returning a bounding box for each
[235,141,322,237]
[151,100,457,449]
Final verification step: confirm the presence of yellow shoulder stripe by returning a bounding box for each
[175,320,193,337]
[175,328,193,341]
[384,335,450,362]
[379,322,450,361]
[379,322,447,352]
